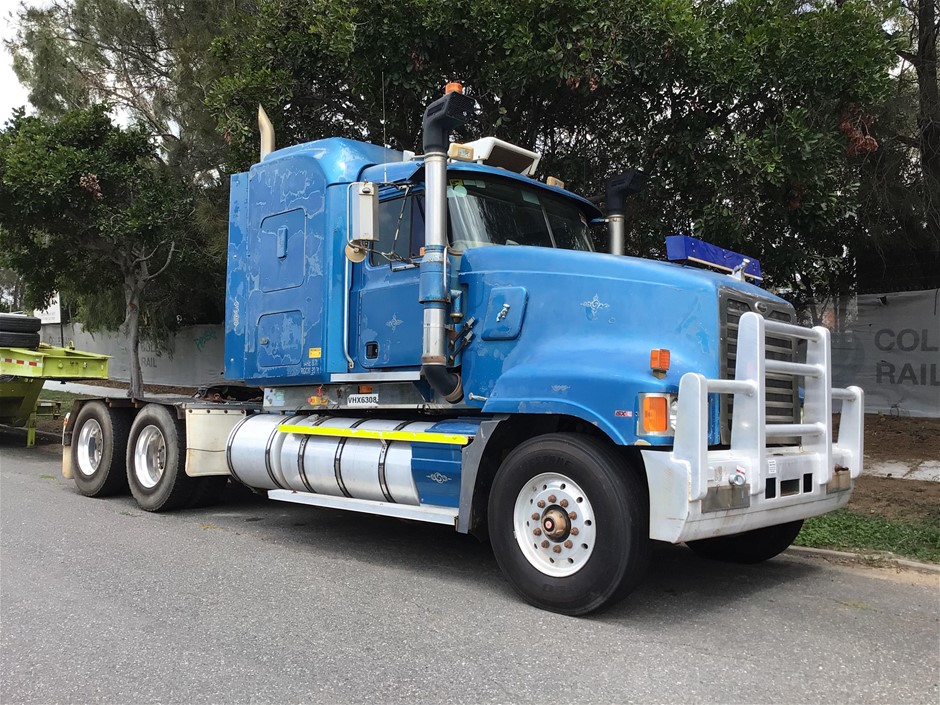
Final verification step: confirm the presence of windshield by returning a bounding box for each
[446,177,593,252]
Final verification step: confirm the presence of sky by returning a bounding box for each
[1,0,33,124]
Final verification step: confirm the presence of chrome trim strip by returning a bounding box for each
[267,490,458,526]
[330,371,422,382]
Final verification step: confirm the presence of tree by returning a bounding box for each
[208,0,900,297]
[0,106,220,396]
[851,0,939,293]
[8,0,237,180]
[9,0,915,304]
[0,269,26,313]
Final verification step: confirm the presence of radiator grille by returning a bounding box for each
[719,289,801,444]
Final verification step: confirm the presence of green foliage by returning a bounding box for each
[208,0,900,294]
[796,509,940,563]
[9,0,924,302]
[0,106,222,338]
[9,0,236,180]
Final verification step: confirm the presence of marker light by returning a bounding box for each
[445,82,464,94]
[546,176,566,189]
[448,143,475,161]
[650,349,670,372]
[642,396,669,433]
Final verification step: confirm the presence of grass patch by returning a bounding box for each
[37,388,94,404]
[795,509,940,563]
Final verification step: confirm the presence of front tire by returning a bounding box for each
[686,520,804,564]
[488,433,650,616]
[126,404,196,512]
[71,402,131,497]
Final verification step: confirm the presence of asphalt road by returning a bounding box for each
[2,432,938,705]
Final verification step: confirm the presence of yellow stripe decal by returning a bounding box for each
[277,424,471,446]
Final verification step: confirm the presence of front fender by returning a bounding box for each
[478,350,680,446]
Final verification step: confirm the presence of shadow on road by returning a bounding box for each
[4,433,824,623]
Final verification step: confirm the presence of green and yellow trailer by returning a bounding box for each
[0,344,109,446]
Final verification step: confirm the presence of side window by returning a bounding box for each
[370,195,426,265]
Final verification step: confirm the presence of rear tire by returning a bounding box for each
[488,433,650,616]
[71,402,131,497]
[0,313,41,333]
[686,520,804,564]
[126,404,196,512]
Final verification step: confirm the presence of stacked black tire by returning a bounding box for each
[0,313,42,348]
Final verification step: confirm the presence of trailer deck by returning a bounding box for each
[0,344,109,447]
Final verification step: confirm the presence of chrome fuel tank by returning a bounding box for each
[227,414,433,505]
[226,413,304,490]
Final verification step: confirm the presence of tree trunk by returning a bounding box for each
[916,0,940,232]
[122,279,144,398]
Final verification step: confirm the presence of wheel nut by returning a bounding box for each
[531,513,540,521]
[564,540,573,549]
[552,545,562,554]
[571,527,579,536]
[548,494,557,503]
[537,500,546,508]
[533,528,542,536]
[560,499,569,507]
[568,511,577,520]
[541,540,550,548]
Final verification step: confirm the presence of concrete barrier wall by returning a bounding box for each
[41,322,225,387]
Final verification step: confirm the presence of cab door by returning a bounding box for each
[352,193,426,369]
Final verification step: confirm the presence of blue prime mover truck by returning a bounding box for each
[62,86,864,615]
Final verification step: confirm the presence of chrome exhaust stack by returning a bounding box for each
[419,85,474,403]
[605,170,647,255]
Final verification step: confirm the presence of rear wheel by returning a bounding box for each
[686,520,804,564]
[70,402,131,497]
[488,433,650,616]
[126,404,196,512]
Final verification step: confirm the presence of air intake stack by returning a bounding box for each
[420,84,475,403]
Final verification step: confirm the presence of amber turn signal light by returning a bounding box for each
[445,82,464,94]
[650,349,670,371]
[642,396,669,433]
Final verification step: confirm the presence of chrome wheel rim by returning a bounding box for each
[134,425,166,489]
[75,419,103,477]
[513,472,596,577]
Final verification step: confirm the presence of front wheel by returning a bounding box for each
[686,520,804,564]
[126,404,196,512]
[488,433,650,616]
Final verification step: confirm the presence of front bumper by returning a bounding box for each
[641,311,864,543]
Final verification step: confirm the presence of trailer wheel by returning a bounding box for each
[686,520,804,564]
[0,313,41,333]
[0,331,41,348]
[488,433,650,616]
[71,402,131,497]
[126,404,195,512]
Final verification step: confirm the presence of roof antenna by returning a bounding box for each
[382,71,388,184]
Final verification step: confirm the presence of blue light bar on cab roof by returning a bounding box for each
[665,235,762,283]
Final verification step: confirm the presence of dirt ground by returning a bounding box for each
[849,475,939,522]
[851,414,940,523]
[862,413,940,466]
